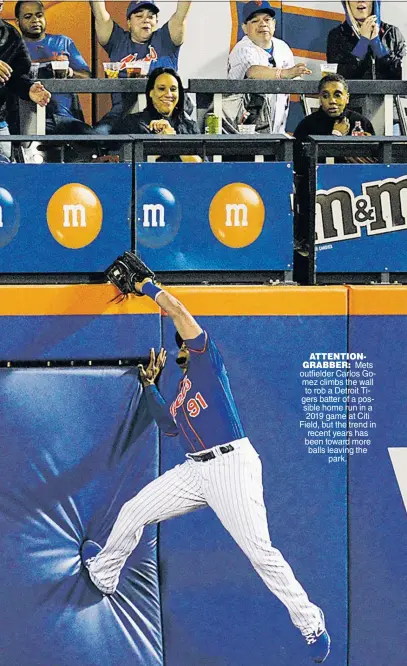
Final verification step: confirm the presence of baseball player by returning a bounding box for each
[82,255,330,664]
[227,1,312,133]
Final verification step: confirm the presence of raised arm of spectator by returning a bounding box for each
[168,1,192,46]
[89,0,114,46]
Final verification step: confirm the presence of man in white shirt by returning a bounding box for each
[227,1,312,133]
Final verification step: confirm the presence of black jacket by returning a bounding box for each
[327,20,405,80]
[113,106,199,135]
[112,107,200,161]
[293,108,375,173]
[0,20,33,122]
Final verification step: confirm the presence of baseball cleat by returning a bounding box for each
[303,610,331,663]
[80,539,102,570]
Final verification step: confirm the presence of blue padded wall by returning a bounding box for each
[159,314,348,666]
[0,367,162,665]
[0,307,164,666]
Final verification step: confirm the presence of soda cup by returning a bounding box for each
[52,60,69,78]
[126,62,142,78]
[205,113,221,134]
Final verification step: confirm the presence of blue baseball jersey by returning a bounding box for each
[104,21,180,116]
[25,34,90,118]
[145,331,245,453]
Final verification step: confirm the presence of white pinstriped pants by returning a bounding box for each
[89,437,321,633]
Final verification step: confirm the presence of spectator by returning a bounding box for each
[293,74,375,264]
[113,66,202,162]
[294,74,374,145]
[90,0,192,133]
[327,0,405,80]
[15,0,93,135]
[0,0,49,161]
[227,1,311,133]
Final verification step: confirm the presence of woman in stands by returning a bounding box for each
[114,66,201,162]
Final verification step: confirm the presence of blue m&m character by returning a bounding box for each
[0,187,19,249]
[137,184,181,249]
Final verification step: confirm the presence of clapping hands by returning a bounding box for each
[359,15,379,40]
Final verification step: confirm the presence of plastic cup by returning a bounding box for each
[30,63,40,79]
[140,60,151,77]
[126,62,142,78]
[51,60,69,79]
[320,63,338,77]
[103,62,121,79]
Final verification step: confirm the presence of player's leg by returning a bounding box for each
[205,443,322,634]
[88,460,206,594]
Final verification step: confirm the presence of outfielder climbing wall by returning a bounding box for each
[0,285,406,666]
[159,287,348,666]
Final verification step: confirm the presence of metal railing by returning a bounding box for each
[10,133,293,163]
[22,78,407,135]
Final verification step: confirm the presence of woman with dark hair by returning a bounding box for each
[113,67,202,162]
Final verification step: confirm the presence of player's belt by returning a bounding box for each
[189,444,234,462]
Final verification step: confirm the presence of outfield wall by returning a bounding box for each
[0,285,405,666]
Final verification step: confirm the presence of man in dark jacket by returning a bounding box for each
[327,0,405,80]
[294,74,374,149]
[293,74,375,267]
[0,0,50,160]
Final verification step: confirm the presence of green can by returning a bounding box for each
[205,113,221,134]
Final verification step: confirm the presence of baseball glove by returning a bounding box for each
[105,251,155,298]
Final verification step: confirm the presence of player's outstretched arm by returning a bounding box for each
[104,252,201,341]
[89,0,114,46]
[136,280,202,342]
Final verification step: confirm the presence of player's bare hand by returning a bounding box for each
[29,82,51,107]
[285,62,312,79]
[0,60,12,84]
[333,116,350,135]
[138,347,167,386]
[149,119,176,135]
[359,15,379,39]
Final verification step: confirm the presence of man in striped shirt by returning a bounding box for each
[227,1,312,133]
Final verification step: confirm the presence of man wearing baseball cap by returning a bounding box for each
[90,0,192,133]
[228,1,312,133]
